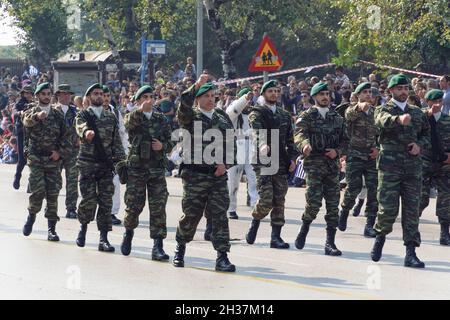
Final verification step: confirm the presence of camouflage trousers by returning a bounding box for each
[77,165,114,231]
[252,170,288,226]
[176,169,231,252]
[124,167,168,239]
[28,162,62,221]
[420,163,450,224]
[302,159,340,228]
[341,156,378,217]
[375,169,422,246]
[61,155,78,211]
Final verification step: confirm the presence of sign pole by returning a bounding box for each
[263,71,268,83]
[140,36,146,85]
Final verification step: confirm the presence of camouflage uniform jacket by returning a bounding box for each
[22,103,71,167]
[294,107,347,169]
[75,107,125,168]
[374,101,430,171]
[54,103,79,157]
[345,104,379,159]
[124,109,174,171]
[421,109,450,172]
[177,84,235,169]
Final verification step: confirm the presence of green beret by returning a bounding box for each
[310,81,328,96]
[35,82,51,95]
[195,82,215,98]
[425,89,444,101]
[102,85,110,94]
[260,80,277,95]
[237,88,251,98]
[354,82,371,94]
[55,84,74,95]
[134,85,154,100]
[20,85,34,94]
[388,74,409,89]
[85,83,103,97]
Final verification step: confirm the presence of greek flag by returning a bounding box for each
[28,65,39,76]
[294,158,305,179]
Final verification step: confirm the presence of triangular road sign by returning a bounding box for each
[248,35,283,72]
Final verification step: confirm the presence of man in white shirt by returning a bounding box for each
[225,88,259,220]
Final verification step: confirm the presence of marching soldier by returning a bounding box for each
[173,74,236,272]
[338,82,379,238]
[22,82,71,241]
[371,74,430,268]
[246,80,298,249]
[120,85,174,260]
[53,84,79,219]
[294,81,347,256]
[102,85,129,225]
[75,83,125,253]
[419,89,450,245]
[12,85,34,190]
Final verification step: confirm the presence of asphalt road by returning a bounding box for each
[1,164,449,300]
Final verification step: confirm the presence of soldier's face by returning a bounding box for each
[263,88,277,104]
[24,92,33,102]
[358,89,373,103]
[90,89,104,107]
[103,92,111,106]
[57,92,71,105]
[427,98,443,113]
[390,85,409,103]
[197,90,215,111]
[37,89,52,105]
[314,91,330,107]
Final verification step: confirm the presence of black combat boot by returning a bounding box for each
[364,216,377,238]
[23,214,36,236]
[76,224,88,247]
[204,218,212,241]
[173,243,186,267]
[404,244,425,268]
[228,211,239,220]
[120,229,134,256]
[246,219,260,244]
[295,221,311,250]
[270,225,290,249]
[111,214,122,225]
[215,251,236,272]
[371,234,386,262]
[47,220,60,242]
[325,227,342,256]
[152,238,170,261]
[338,209,350,232]
[66,209,77,219]
[13,174,21,190]
[353,199,364,217]
[439,222,450,246]
[98,230,115,252]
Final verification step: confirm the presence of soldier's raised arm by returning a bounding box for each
[294,111,311,153]
[177,74,209,126]
[22,107,40,128]
[417,109,431,152]
[374,105,400,129]
[75,111,90,141]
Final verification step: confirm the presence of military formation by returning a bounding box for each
[14,72,450,273]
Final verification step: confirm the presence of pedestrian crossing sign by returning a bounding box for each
[248,35,283,72]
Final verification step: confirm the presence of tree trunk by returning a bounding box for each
[98,15,124,84]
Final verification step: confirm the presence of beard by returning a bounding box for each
[316,99,330,108]
[393,93,408,103]
[92,99,103,107]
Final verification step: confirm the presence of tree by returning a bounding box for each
[1,0,73,68]
[332,0,450,73]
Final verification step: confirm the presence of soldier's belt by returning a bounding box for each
[380,144,410,152]
[183,164,217,174]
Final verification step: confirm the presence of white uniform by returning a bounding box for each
[109,105,129,216]
[226,96,259,213]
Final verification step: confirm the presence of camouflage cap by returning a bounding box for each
[354,82,371,94]
[310,81,328,96]
[425,89,444,101]
[34,82,52,95]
